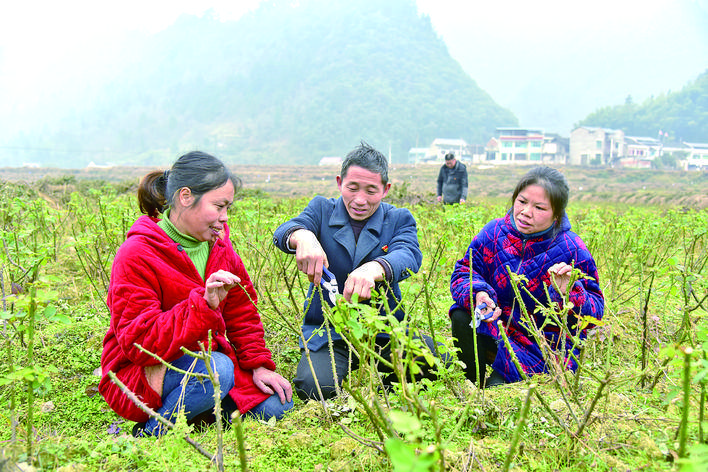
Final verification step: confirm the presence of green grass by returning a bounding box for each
[1,175,707,471]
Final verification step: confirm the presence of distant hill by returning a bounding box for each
[1,0,517,168]
[577,69,708,142]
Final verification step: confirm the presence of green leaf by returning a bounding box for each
[384,438,438,472]
[43,305,57,318]
[388,410,422,436]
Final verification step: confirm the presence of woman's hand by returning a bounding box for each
[204,270,241,309]
[474,291,502,323]
[252,367,293,404]
[548,262,573,296]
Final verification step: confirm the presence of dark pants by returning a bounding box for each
[294,334,444,401]
[450,308,498,384]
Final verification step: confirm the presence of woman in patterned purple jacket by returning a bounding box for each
[449,166,604,386]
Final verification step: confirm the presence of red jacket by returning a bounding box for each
[99,215,274,422]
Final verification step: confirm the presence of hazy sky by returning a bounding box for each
[1,0,707,133]
[425,0,708,132]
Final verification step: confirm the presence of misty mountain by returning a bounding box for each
[578,69,708,142]
[1,0,517,167]
[437,0,708,136]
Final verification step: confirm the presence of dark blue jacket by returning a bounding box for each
[273,196,423,350]
[437,161,468,203]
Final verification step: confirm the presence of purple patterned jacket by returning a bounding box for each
[449,211,604,382]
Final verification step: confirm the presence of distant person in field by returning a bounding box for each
[447,166,604,386]
[99,151,293,437]
[436,152,468,204]
[273,141,442,401]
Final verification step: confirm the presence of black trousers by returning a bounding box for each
[450,308,498,383]
[294,334,443,401]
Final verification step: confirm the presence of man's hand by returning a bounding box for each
[289,229,329,284]
[436,196,442,203]
[343,261,385,302]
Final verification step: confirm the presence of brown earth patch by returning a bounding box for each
[2,164,706,209]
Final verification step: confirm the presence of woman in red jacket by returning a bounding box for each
[99,151,292,437]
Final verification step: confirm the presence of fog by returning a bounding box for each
[0,0,706,166]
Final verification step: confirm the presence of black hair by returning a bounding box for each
[340,141,389,185]
[137,151,241,217]
[510,166,569,232]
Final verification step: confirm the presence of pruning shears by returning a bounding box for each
[471,303,494,329]
[320,266,338,307]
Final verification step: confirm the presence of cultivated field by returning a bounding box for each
[1,164,707,471]
[3,163,707,208]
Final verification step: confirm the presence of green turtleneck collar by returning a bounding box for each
[157,209,210,280]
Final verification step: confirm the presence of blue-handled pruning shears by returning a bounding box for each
[471,303,493,329]
[320,266,338,306]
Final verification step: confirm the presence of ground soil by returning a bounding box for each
[2,164,707,208]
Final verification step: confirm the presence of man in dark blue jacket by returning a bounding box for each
[273,142,439,400]
[436,152,468,204]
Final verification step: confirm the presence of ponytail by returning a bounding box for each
[137,170,169,217]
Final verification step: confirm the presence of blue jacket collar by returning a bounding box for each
[329,197,384,231]
[330,197,385,265]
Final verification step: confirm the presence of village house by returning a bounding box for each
[619,136,662,168]
[485,128,543,164]
[407,147,428,163]
[617,138,708,170]
[682,142,708,170]
[571,129,708,170]
[569,127,625,166]
[543,133,569,164]
[407,138,472,164]
[406,127,706,170]
[428,138,471,162]
[482,128,566,165]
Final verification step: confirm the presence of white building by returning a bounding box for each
[569,127,625,166]
[682,142,708,170]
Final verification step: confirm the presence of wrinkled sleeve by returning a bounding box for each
[108,248,223,367]
[547,235,604,327]
[378,208,423,282]
[450,226,496,312]
[460,166,468,200]
[220,252,276,371]
[436,167,444,196]
[273,197,325,253]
